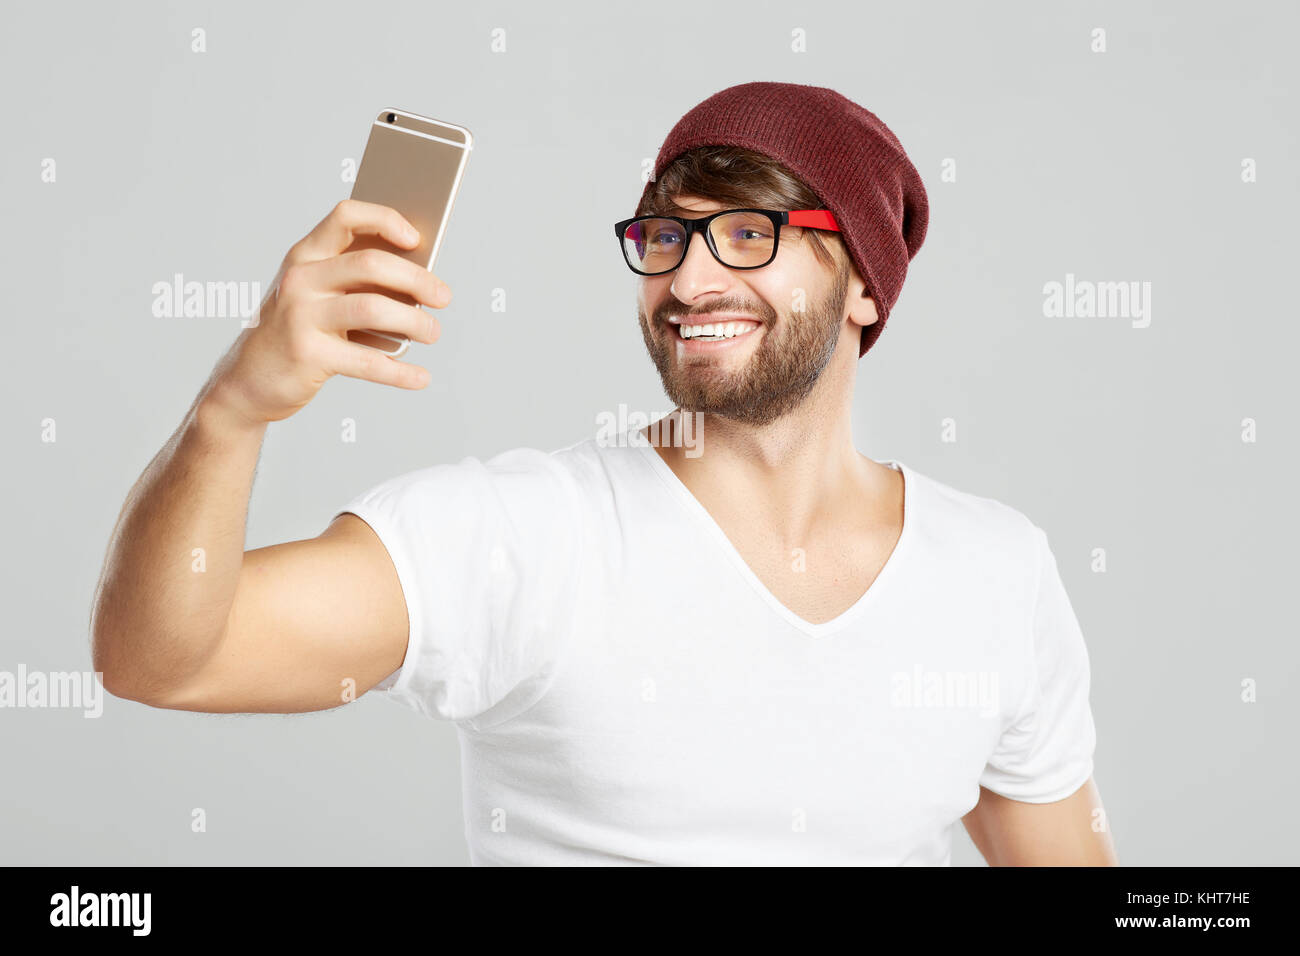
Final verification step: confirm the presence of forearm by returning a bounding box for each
[91,379,267,702]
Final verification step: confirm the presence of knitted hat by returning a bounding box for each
[637,81,929,357]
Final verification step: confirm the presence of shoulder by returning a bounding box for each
[540,433,657,499]
[346,435,641,516]
[897,461,1045,577]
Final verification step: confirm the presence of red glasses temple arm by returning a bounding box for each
[787,210,840,231]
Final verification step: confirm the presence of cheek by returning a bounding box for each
[752,272,805,315]
[641,278,670,315]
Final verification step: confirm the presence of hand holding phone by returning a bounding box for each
[204,198,451,428]
[344,108,473,356]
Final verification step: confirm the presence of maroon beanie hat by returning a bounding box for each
[637,81,929,357]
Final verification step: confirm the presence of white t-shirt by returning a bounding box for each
[338,431,1097,866]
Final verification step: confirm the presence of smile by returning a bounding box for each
[673,319,760,341]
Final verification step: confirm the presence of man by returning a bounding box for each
[93,81,1118,866]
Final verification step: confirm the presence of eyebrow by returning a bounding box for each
[662,203,719,216]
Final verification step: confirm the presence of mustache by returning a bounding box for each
[653,302,776,325]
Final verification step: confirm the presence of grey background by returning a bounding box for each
[1,0,1296,865]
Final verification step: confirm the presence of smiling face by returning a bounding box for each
[636,195,855,426]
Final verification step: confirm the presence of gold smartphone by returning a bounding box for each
[346,108,473,356]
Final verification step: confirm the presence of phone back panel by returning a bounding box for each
[348,109,473,273]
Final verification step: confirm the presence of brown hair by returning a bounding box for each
[636,145,847,275]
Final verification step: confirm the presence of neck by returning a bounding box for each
[645,341,889,544]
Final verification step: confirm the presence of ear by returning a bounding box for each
[843,259,880,330]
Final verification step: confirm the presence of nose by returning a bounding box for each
[669,229,732,303]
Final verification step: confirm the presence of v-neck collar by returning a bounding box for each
[631,438,916,638]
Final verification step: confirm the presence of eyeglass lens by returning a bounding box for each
[622,212,775,273]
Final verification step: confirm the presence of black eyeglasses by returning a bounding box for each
[614,207,841,276]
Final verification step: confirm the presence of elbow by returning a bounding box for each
[90,599,161,706]
[90,595,125,699]
[91,617,142,705]
[90,612,216,711]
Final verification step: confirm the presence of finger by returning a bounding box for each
[307,247,451,309]
[324,339,431,390]
[289,199,419,265]
[321,292,440,345]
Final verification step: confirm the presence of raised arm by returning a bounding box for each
[91,200,451,713]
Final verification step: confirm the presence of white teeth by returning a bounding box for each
[679,321,753,340]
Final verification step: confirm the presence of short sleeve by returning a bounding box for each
[336,447,583,730]
[978,525,1097,803]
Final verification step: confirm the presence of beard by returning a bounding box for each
[637,260,852,427]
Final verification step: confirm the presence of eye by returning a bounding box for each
[724,226,772,243]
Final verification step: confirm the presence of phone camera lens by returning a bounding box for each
[386,113,396,124]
